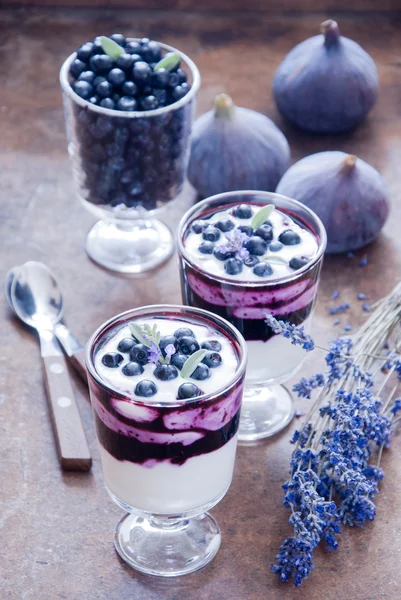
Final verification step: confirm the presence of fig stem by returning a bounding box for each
[321,20,340,48]
[341,154,357,173]
[214,93,235,119]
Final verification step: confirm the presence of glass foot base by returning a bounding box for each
[114,512,221,577]
[86,218,174,274]
[238,384,295,442]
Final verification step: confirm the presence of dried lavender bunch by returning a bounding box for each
[267,282,401,587]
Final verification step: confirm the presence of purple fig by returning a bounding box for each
[187,93,290,198]
[276,151,389,254]
[273,20,379,134]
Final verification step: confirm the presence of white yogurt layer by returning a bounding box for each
[100,434,238,514]
[94,316,239,401]
[184,204,319,281]
[245,316,313,384]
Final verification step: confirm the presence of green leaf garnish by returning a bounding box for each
[181,349,208,379]
[265,255,288,265]
[128,322,151,347]
[154,52,180,72]
[100,36,124,60]
[251,204,275,229]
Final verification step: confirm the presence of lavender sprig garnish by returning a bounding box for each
[267,283,401,587]
[128,322,176,365]
[217,228,250,260]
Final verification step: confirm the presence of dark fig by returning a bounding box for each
[187,93,290,198]
[273,20,379,134]
[276,151,389,254]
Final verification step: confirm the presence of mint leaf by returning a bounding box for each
[100,36,124,60]
[265,255,288,265]
[128,322,150,347]
[251,204,275,229]
[181,349,208,379]
[154,52,180,72]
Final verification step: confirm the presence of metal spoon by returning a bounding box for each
[9,262,91,471]
[5,264,87,381]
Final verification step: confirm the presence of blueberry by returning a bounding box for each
[153,364,179,381]
[202,352,222,368]
[215,219,235,232]
[159,335,177,356]
[101,352,124,368]
[168,72,180,88]
[78,70,96,84]
[202,226,221,242]
[135,380,157,397]
[117,338,136,353]
[289,256,310,270]
[201,340,222,352]
[198,241,214,254]
[93,76,106,87]
[191,363,211,381]
[116,53,134,72]
[255,224,273,242]
[177,68,187,83]
[238,225,254,237]
[177,383,202,399]
[125,41,142,55]
[140,42,161,62]
[269,241,283,252]
[122,362,144,376]
[121,81,138,96]
[92,37,105,55]
[108,68,126,86]
[70,58,87,78]
[96,81,114,98]
[133,61,152,85]
[140,95,159,110]
[72,81,93,99]
[151,68,169,89]
[152,89,167,106]
[89,96,98,105]
[140,37,151,46]
[110,33,126,46]
[174,328,195,339]
[213,246,235,261]
[171,84,190,101]
[191,220,208,234]
[232,204,253,219]
[117,96,137,111]
[278,229,301,246]
[171,353,187,370]
[90,54,114,75]
[243,255,259,268]
[244,236,268,256]
[253,262,273,277]
[100,98,115,109]
[178,336,200,355]
[224,257,243,275]
[130,343,149,364]
[76,42,94,62]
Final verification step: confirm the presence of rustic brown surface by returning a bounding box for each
[1,7,401,600]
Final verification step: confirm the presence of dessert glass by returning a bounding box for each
[60,41,200,274]
[177,191,326,442]
[85,304,247,576]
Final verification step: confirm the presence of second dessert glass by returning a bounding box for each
[60,40,200,274]
[85,305,247,576]
[177,191,327,442]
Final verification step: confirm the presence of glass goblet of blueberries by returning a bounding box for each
[60,35,201,274]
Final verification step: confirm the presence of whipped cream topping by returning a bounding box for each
[184,204,319,282]
[94,316,239,402]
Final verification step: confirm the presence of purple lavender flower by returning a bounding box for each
[265,314,314,351]
[148,341,161,364]
[329,303,350,315]
[332,290,340,300]
[217,228,250,259]
[357,293,368,300]
[164,343,176,363]
[293,373,325,399]
[358,256,369,267]
[362,303,371,312]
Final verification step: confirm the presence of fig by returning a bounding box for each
[276,151,389,254]
[187,93,290,197]
[273,20,379,134]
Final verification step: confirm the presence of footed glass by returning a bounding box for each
[60,41,200,274]
[85,305,247,576]
[177,191,326,442]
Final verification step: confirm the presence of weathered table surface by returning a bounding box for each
[1,8,401,600]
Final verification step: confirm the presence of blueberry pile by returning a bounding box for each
[191,204,310,276]
[65,35,194,209]
[101,326,223,399]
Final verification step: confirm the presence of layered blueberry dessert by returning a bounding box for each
[88,309,245,514]
[60,35,199,211]
[179,201,323,383]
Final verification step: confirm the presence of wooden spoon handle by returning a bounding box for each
[42,354,92,471]
[69,348,88,382]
